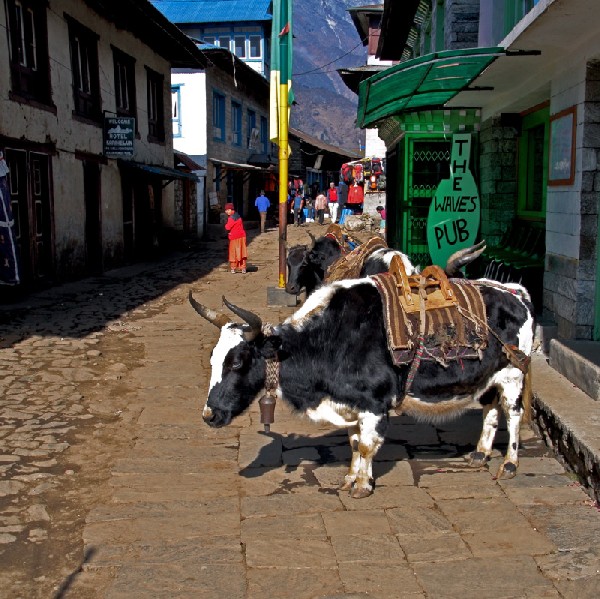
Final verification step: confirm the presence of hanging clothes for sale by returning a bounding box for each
[341,163,352,184]
[347,181,364,205]
[372,158,383,175]
[264,172,276,192]
[352,163,363,183]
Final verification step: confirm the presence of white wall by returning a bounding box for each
[172,71,208,157]
[546,63,587,261]
[365,128,387,160]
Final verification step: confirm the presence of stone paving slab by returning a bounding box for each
[413,555,559,598]
[105,562,247,599]
[247,567,345,599]
[398,532,471,563]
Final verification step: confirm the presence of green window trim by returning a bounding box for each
[504,1,539,37]
[517,105,549,218]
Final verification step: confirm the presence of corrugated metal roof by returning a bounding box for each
[357,47,504,128]
[150,1,272,24]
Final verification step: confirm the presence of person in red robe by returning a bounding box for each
[224,203,247,273]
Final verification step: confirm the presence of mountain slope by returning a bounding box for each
[291,0,377,153]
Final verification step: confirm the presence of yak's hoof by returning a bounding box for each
[350,486,373,499]
[339,480,354,491]
[495,461,517,480]
[468,451,489,468]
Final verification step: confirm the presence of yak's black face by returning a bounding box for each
[202,324,266,427]
[286,245,314,295]
[286,239,342,296]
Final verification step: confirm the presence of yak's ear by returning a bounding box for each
[261,335,282,359]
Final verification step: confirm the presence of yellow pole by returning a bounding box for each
[277,80,289,289]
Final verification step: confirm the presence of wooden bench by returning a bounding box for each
[481,218,545,311]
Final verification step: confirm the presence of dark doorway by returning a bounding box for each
[5,149,53,286]
[120,168,162,261]
[83,160,102,274]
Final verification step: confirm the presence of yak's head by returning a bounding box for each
[189,292,280,427]
[286,231,342,296]
[285,244,312,295]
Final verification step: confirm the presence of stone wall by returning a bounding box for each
[478,117,518,247]
[444,0,480,50]
[545,60,600,339]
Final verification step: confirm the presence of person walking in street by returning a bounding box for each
[314,190,327,225]
[224,203,247,273]
[376,205,387,239]
[327,181,339,224]
[293,193,305,227]
[254,190,270,233]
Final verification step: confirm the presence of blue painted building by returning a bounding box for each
[151,0,273,77]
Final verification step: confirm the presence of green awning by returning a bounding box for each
[357,47,505,128]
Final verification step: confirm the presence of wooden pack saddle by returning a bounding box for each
[371,255,488,366]
[326,235,388,282]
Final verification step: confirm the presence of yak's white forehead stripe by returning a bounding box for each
[208,324,244,393]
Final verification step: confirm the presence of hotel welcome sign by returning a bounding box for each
[103,116,135,158]
[427,134,480,269]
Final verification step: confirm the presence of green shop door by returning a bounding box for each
[401,137,451,267]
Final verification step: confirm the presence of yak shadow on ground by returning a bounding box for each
[237,408,523,487]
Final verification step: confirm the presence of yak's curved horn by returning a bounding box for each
[306,230,316,244]
[222,296,262,341]
[445,240,487,275]
[189,291,232,328]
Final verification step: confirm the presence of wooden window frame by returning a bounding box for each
[246,109,256,148]
[112,46,137,123]
[172,85,182,138]
[234,35,246,58]
[146,67,165,143]
[231,101,242,146]
[6,0,51,105]
[212,91,225,142]
[249,35,262,58]
[517,105,549,217]
[548,105,577,187]
[67,15,101,122]
[260,115,268,154]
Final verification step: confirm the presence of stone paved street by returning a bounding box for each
[2,222,600,598]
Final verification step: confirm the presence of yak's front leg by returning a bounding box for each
[339,423,360,492]
[348,412,386,499]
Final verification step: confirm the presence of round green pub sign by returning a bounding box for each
[427,134,480,269]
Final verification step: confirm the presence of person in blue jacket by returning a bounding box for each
[254,190,270,233]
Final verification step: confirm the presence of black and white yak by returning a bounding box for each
[285,234,486,297]
[189,274,534,499]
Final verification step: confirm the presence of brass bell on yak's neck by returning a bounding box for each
[258,393,276,432]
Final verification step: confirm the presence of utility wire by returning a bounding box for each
[292,35,368,77]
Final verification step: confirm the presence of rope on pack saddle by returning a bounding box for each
[396,276,428,413]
